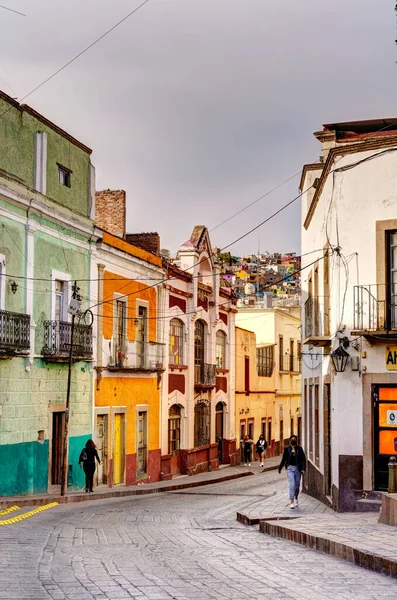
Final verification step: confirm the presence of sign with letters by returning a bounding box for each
[386,347,397,370]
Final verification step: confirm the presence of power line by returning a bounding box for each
[0,0,150,118]
[209,170,301,233]
[0,4,25,16]
[88,185,314,312]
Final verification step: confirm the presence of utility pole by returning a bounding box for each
[60,281,81,497]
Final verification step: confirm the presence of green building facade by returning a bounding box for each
[0,90,96,495]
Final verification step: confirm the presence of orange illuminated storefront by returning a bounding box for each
[93,228,165,488]
[374,386,397,490]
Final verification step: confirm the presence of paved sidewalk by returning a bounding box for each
[0,456,279,510]
[260,510,397,578]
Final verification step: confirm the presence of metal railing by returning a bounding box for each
[194,362,217,386]
[111,341,165,370]
[353,284,397,332]
[42,320,93,358]
[279,355,301,373]
[0,310,30,353]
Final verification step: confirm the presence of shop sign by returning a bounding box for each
[386,346,397,370]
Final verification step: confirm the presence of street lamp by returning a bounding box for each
[330,344,350,373]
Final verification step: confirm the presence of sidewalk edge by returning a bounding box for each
[0,470,254,509]
[260,519,397,579]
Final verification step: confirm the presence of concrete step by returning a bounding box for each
[355,498,382,512]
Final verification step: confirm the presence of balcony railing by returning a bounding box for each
[110,341,165,370]
[353,284,397,332]
[279,354,301,373]
[194,362,216,387]
[42,320,93,359]
[0,310,30,353]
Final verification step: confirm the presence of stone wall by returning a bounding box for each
[126,232,160,255]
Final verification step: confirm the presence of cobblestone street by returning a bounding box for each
[1,470,396,600]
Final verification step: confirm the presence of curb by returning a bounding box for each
[260,520,397,579]
[0,470,254,510]
[237,512,299,526]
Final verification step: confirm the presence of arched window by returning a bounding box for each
[216,330,226,369]
[169,318,184,365]
[194,320,205,383]
[168,405,181,454]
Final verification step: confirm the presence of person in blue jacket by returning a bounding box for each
[278,435,306,509]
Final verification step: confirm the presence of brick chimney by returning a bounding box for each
[126,233,160,255]
[95,190,126,238]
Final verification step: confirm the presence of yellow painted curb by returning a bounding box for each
[0,505,19,516]
[0,502,58,526]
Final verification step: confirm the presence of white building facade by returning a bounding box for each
[301,119,397,511]
[160,226,238,478]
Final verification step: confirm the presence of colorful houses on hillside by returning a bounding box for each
[0,89,302,497]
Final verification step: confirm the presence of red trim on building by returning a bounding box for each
[168,373,185,394]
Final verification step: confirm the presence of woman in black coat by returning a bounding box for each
[79,439,101,493]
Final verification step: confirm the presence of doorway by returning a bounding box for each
[324,383,332,496]
[215,402,224,463]
[374,386,397,490]
[96,414,108,485]
[113,413,125,485]
[137,411,148,477]
[51,411,65,486]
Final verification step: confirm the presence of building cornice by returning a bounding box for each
[299,163,323,192]
[303,136,397,230]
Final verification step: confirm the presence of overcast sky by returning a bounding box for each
[0,1,396,255]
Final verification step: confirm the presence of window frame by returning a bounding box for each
[168,404,181,455]
[51,270,70,322]
[215,330,227,369]
[256,345,274,377]
[114,297,128,364]
[0,254,6,311]
[169,318,184,366]
[58,164,71,188]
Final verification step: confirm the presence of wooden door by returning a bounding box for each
[96,414,108,485]
[113,413,125,485]
[51,411,65,485]
[137,411,148,476]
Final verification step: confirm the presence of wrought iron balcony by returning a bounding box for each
[108,341,165,371]
[0,310,30,354]
[194,362,216,387]
[42,320,93,359]
[353,284,397,338]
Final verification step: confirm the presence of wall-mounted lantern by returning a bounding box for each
[330,340,350,373]
[10,280,18,294]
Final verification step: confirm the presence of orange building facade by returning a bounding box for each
[92,221,165,487]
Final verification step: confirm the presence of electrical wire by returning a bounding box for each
[0,4,25,16]
[0,0,150,119]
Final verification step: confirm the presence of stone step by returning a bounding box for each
[355,498,382,512]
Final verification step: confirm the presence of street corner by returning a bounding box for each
[0,502,59,526]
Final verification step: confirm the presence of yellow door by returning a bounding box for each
[113,413,125,485]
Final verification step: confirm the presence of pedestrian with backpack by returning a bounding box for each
[256,434,267,467]
[278,435,306,509]
[79,439,101,493]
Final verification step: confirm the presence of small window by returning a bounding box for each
[257,346,274,377]
[216,330,226,369]
[55,280,65,322]
[58,166,71,187]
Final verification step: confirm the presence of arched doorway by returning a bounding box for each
[216,401,224,463]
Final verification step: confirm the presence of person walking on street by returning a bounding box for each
[256,434,267,467]
[242,435,254,466]
[278,435,306,509]
[79,439,101,493]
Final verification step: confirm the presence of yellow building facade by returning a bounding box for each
[236,305,302,459]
